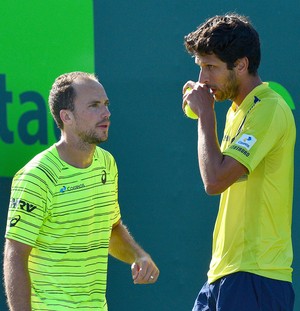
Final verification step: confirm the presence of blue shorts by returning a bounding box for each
[192,272,294,311]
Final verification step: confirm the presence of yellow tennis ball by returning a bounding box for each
[184,104,198,119]
[184,87,198,119]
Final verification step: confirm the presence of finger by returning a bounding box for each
[182,88,193,110]
[131,263,140,280]
[133,266,149,284]
[195,82,212,95]
[134,266,159,284]
[182,81,196,94]
[148,270,159,283]
[133,267,147,283]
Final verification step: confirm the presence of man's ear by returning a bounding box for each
[60,110,73,125]
[235,57,249,74]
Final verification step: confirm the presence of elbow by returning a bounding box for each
[204,185,221,196]
[203,180,226,195]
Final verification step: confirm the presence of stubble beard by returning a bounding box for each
[216,70,239,102]
[78,129,108,146]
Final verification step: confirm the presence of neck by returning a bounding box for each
[234,75,262,106]
[55,137,96,168]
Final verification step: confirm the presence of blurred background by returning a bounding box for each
[1,1,299,310]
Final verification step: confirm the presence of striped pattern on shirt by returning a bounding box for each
[5,145,121,310]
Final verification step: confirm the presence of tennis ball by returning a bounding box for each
[184,88,198,119]
[184,104,198,119]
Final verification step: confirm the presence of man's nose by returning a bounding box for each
[102,105,111,118]
[198,70,208,84]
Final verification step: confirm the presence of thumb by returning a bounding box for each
[131,263,140,280]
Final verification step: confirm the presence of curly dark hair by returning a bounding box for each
[184,14,261,75]
[48,71,98,129]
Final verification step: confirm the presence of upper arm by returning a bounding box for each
[109,220,122,251]
[4,239,32,263]
[4,239,33,310]
[205,155,248,195]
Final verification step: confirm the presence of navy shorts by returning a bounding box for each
[192,272,294,311]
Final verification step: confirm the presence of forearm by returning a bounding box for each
[109,221,159,284]
[4,240,32,311]
[109,221,148,264]
[197,111,225,194]
[197,111,248,194]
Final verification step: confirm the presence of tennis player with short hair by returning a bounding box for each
[4,72,159,311]
[183,14,296,310]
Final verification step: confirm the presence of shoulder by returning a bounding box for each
[13,145,63,185]
[257,84,293,114]
[94,146,117,168]
[250,84,295,127]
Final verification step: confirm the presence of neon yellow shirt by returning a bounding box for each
[208,83,296,283]
[5,145,121,310]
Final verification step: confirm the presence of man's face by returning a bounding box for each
[71,78,111,145]
[195,53,239,102]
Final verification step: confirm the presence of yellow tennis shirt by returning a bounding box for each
[5,145,121,310]
[208,83,296,284]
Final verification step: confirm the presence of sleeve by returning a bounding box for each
[5,167,48,247]
[110,155,121,225]
[223,99,287,173]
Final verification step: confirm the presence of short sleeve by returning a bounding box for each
[223,99,287,173]
[5,168,48,246]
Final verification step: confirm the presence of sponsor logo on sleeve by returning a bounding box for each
[10,198,37,213]
[235,134,257,151]
[10,215,21,227]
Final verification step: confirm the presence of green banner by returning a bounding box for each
[268,81,296,110]
[0,1,94,177]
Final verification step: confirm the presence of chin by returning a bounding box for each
[214,95,223,102]
[214,93,229,102]
[100,135,109,143]
[89,136,108,145]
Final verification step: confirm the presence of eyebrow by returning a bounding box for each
[195,57,206,66]
[90,99,109,105]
